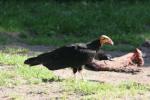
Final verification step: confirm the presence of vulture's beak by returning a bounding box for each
[107,38,114,45]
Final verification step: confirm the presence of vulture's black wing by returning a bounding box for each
[24,43,96,70]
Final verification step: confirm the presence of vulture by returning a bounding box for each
[24,35,113,77]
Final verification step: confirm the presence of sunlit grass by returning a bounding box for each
[0,51,56,86]
[0,52,27,65]
[0,70,20,86]
[63,79,150,99]
[2,47,29,54]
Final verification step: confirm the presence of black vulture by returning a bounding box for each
[24,35,114,77]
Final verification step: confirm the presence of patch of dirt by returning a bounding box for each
[54,67,150,85]
[0,83,76,100]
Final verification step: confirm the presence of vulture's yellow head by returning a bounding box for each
[100,35,114,46]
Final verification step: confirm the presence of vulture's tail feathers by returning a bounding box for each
[24,57,41,66]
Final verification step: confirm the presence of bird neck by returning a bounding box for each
[87,39,101,50]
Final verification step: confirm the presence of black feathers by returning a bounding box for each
[24,42,97,70]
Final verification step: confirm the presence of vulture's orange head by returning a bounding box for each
[99,35,114,46]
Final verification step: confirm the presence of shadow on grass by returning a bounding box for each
[42,77,64,83]
[88,79,105,83]
[42,77,106,83]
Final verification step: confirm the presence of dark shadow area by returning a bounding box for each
[42,77,64,83]
[88,79,105,83]
[147,75,150,77]
[2,0,147,3]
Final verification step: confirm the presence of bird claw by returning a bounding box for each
[104,61,107,65]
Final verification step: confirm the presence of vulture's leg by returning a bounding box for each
[78,67,84,80]
[72,68,78,80]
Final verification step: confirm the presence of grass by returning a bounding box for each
[0,49,56,86]
[0,0,150,51]
[2,47,29,54]
[0,48,150,99]
[0,70,20,86]
[64,80,150,99]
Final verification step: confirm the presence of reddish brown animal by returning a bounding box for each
[85,48,144,73]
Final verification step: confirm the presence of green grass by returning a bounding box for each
[0,70,20,86]
[2,47,29,54]
[0,0,150,50]
[0,50,56,86]
[102,44,136,52]
[64,79,150,99]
